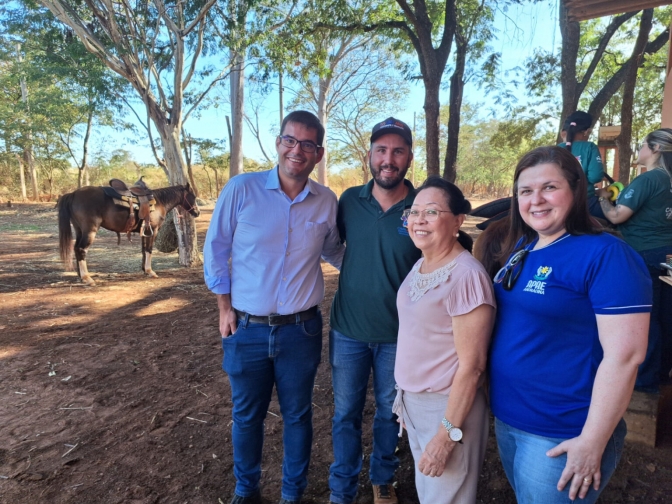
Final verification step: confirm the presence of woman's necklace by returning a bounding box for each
[408,253,462,302]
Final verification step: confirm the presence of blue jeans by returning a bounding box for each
[329,329,399,504]
[495,417,626,504]
[635,246,672,391]
[221,311,323,501]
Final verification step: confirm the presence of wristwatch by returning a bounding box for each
[441,417,463,443]
[598,196,606,202]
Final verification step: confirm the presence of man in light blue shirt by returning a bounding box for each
[203,110,344,504]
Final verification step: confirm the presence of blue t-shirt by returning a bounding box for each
[489,233,651,438]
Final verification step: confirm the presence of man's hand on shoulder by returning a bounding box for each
[217,294,238,338]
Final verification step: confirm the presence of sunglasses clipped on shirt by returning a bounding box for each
[493,248,530,291]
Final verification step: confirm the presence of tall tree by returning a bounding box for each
[38,0,230,267]
[443,0,495,182]
[286,31,377,186]
[317,0,458,177]
[614,9,655,182]
[553,4,669,135]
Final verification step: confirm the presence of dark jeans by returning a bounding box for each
[328,329,399,504]
[221,311,323,501]
[635,246,672,391]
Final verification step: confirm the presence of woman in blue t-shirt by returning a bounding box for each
[596,128,672,392]
[489,146,651,504]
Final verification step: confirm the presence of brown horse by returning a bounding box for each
[58,184,200,285]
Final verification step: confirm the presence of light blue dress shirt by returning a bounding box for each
[203,167,344,316]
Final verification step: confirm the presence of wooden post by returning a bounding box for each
[661,18,672,128]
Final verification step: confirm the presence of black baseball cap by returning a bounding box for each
[370,117,413,146]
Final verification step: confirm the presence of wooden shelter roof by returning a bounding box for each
[564,0,671,21]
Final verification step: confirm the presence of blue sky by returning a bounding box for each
[90,1,561,166]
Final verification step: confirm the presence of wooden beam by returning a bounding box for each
[661,18,672,127]
[565,0,670,21]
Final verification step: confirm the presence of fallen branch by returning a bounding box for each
[62,443,79,458]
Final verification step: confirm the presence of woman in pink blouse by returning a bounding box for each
[394,176,496,504]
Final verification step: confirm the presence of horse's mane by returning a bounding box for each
[152,185,187,204]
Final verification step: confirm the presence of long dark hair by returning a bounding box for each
[416,176,473,252]
[562,111,592,153]
[501,146,601,256]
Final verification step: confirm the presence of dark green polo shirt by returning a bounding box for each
[617,168,672,251]
[330,179,421,343]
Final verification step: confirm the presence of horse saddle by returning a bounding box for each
[107,177,156,238]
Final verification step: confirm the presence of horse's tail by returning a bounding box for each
[58,192,75,270]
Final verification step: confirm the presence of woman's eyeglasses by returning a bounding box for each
[402,208,453,222]
[494,249,529,291]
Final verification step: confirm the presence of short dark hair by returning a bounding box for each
[416,176,473,252]
[506,146,601,252]
[280,110,325,146]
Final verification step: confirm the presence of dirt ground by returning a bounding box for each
[1,202,671,504]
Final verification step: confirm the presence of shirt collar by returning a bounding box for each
[266,165,317,196]
[359,179,416,207]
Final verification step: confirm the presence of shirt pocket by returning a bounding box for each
[304,221,329,255]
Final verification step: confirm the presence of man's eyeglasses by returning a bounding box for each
[402,208,453,223]
[493,248,529,291]
[278,135,321,153]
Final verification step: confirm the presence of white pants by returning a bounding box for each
[401,388,488,504]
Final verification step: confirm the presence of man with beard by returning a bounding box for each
[328,118,421,504]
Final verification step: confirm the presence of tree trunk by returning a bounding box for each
[24,145,38,201]
[156,120,201,267]
[317,78,329,186]
[279,72,284,125]
[424,80,442,177]
[78,107,94,188]
[15,153,27,200]
[443,35,467,183]
[229,50,245,178]
[361,152,369,184]
[558,1,581,140]
[615,9,654,183]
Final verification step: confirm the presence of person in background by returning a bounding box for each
[394,176,495,504]
[558,111,606,219]
[203,110,344,504]
[489,146,651,504]
[597,127,672,392]
[329,117,421,504]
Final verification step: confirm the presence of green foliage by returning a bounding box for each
[413,103,555,196]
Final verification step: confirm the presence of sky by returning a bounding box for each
[88,1,561,166]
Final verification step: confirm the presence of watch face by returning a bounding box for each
[449,427,463,442]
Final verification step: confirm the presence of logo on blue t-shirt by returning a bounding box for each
[397,226,410,236]
[523,265,553,295]
[534,266,552,281]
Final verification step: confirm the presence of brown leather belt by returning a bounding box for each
[234,306,319,326]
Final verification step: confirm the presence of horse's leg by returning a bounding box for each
[75,229,98,286]
[142,232,159,278]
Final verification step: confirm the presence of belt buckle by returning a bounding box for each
[268,313,283,326]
